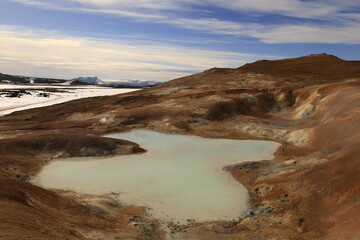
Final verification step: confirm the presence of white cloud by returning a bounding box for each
[76,8,166,19]
[162,18,360,44]
[0,25,274,81]
[252,23,360,44]
[203,0,345,19]
[54,0,360,20]
[70,0,184,10]
[11,0,360,20]
[8,0,58,9]
[7,0,360,44]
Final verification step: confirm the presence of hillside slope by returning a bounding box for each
[0,54,359,239]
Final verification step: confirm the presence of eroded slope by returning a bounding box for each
[0,54,359,239]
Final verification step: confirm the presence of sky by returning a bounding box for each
[1,0,360,82]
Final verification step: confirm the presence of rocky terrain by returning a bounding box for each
[0,72,160,88]
[0,54,359,239]
[0,73,68,85]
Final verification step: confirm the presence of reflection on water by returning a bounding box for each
[34,130,280,222]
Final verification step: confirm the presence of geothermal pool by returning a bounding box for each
[34,130,280,223]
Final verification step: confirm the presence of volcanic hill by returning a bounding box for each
[0,54,359,240]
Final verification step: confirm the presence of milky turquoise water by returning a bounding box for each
[34,130,280,222]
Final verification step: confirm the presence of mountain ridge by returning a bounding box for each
[238,53,360,80]
[159,53,360,89]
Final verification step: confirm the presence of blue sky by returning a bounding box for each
[1,0,360,82]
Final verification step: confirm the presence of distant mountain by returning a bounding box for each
[0,73,67,84]
[74,77,162,87]
[0,73,161,88]
[73,77,105,85]
[109,80,162,87]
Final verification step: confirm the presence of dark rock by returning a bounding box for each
[223,162,260,171]
[37,92,50,98]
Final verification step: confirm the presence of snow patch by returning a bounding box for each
[0,84,139,116]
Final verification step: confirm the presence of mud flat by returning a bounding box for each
[34,130,280,223]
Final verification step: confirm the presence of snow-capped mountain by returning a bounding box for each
[0,72,161,88]
[73,77,105,85]
[109,80,161,87]
[74,77,162,87]
[0,73,67,84]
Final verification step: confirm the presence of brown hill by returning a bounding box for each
[0,54,359,240]
[239,53,360,82]
[159,54,360,90]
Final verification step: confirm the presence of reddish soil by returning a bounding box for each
[0,54,359,239]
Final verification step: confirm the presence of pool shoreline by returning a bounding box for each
[33,129,281,224]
